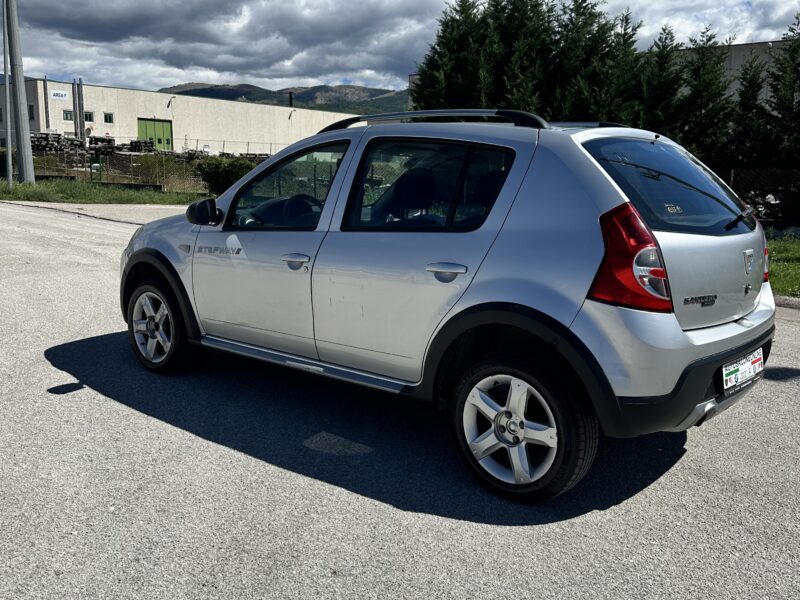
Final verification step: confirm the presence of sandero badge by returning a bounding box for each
[683,294,717,307]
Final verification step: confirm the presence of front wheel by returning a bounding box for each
[452,355,599,501]
[126,282,187,372]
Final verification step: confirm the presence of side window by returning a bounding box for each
[345,139,514,231]
[231,142,349,230]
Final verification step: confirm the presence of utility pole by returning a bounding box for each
[5,0,33,183]
[2,0,12,185]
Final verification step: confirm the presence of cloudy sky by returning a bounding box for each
[16,0,800,92]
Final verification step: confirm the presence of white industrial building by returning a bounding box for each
[0,77,354,155]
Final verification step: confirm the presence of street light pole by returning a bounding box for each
[5,0,33,183]
[2,0,12,185]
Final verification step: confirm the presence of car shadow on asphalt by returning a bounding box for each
[45,332,689,526]
[764,366,800,381]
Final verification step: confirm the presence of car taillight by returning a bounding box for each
[763,246,769,283]
[588,202,673,312]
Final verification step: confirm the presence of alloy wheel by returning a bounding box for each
[131,291,173,364]
[462,374,558,485]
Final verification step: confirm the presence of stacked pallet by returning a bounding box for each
[128,139,155,153]
[88,136,115,156]
[240,153,271,162]
[30,133,63,152]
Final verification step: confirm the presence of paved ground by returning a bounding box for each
[0,201,798,600]
[0,200,185,225]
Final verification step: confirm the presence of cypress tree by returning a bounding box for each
[638,26,684,138]
[767,13,800,167]
[766,13,800,222]
[678,26,733,168]
[411,0,484,109]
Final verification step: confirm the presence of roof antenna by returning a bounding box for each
[652,133,661,145]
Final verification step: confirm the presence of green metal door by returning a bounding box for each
[137,118,173,151]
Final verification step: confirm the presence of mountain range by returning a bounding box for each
[158,83,410,115]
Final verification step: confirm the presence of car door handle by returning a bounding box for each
[426,262,468,283]
[281,253,311,270]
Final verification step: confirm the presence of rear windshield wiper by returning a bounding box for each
[724,205,756,230]
[598,157,738,217]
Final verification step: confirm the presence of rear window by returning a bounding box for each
[584,137,756,235]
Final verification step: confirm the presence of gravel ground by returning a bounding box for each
[0,201,798,600]
[0,200,185,225]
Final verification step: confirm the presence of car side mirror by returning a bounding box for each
[186,198,222,226]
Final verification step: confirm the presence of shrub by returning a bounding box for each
[194,156,257,196]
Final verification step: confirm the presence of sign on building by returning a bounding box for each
[50,90,69,100]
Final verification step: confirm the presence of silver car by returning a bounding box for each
[120,109,775,501]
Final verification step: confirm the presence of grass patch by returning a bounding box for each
[0,180,204,205]
[768,234,800,298]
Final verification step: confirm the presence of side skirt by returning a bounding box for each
[201,335,412,394]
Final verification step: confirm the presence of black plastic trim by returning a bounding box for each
[120,248,202,342]
[400,303,627,436]
[616,325,775,435]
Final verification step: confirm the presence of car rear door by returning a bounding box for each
[311,130,534,382]
[584,136,767,330]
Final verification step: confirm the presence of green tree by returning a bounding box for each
[766,13,800,222]
[478,0,557,110]
[637,26,684,137]
[549,0,615,120]
[731,52,771,166]
[678,26,733,168]
[767,13,800,167]
[412,0,485,109]
[583,9,642,123]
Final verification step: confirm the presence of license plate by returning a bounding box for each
[722,348,764,396]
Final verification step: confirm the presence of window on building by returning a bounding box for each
[63,110,73,121]
[28,104,34,120]
[84,111,94,123]
[103,113,114,124]
[0,107,3,123]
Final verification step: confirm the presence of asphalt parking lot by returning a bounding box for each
[1,200,798,599]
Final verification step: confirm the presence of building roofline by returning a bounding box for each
[2,76,352,116]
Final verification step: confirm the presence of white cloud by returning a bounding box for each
[605,0,800,47]
[14,1,800,92]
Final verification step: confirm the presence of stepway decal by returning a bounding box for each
[196,246,242,255]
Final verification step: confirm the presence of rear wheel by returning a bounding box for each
[452,355,598,501]
[126,282,187,372]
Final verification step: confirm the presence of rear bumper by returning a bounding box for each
[570,285,775,397]
[570,284,775,437]
[616,325,773,435]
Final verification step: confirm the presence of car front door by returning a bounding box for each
[192,139,354,358]
[312,133,532,382]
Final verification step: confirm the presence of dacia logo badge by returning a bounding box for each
[743,249,755,275]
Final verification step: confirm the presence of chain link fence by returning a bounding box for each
[727,168,800,227]
[17,133,291,194]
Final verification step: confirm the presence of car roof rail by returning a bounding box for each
[549,121,631,129]
[318,109,549,134]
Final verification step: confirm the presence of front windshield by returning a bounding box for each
[584,137,756,235]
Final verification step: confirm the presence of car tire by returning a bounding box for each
[126,281,187,373]
[452,354,599,501]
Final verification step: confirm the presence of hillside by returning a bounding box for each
[158,83,409,114]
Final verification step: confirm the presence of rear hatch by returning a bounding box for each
[584,136,765,330]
